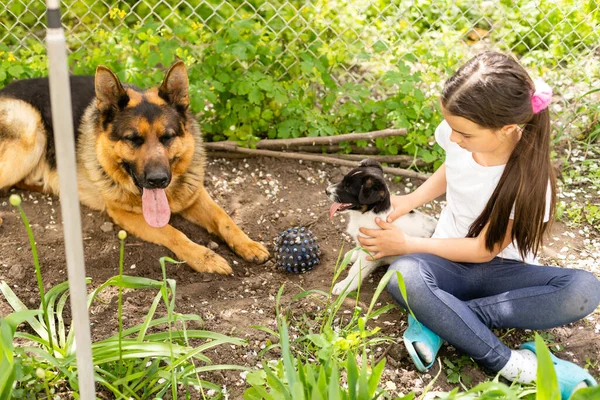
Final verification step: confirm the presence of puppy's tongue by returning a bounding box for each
[329,202,345,220]
[142,188,171,228]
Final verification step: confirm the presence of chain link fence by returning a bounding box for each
[1,0,599,140]
[3,1,599,79]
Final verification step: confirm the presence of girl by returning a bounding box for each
[357,52,600,398]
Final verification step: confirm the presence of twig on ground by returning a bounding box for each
[207,151,424,168]
[375,342,396,365]
[295,145,381,154]
[204,142,430,180]
[254,128,407,150]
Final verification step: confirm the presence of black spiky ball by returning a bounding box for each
[273,226,321,274]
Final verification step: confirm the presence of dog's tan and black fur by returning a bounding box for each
[0,62,269,273]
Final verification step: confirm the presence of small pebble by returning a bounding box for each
[100,222,114,232]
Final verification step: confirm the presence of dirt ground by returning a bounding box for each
[1,156,599,398]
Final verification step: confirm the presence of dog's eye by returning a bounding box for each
[124,135,144,147]
[160,130,176,145]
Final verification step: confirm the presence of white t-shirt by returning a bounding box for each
[432,120,551,264]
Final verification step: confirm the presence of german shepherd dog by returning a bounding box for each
[0,62,269,274]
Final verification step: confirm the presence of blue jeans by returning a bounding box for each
[386,253,600,372]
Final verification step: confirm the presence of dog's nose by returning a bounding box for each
[325,187,331,196]
[145,170,170,188]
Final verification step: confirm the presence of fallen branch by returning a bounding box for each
[324,153,425,167]
[207,150,422,167]
[205,141,249,152]
[295,145,380,154]
[207,151,254,159]
[204,142,430,180]
[254,128,407,150]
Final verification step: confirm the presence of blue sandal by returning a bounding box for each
[520,342,598,399]
[403,314,444,372]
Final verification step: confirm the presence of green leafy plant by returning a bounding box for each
[243,313,389,400]
[444,355,476,388]
[0,194,247,399]
[266,248,404,364]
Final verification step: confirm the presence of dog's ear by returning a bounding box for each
[358,176,388,205]
[359,159,383,172]
[159,61,189,112]
[95,66,129,114]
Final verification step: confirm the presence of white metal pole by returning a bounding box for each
[45,0,96,397]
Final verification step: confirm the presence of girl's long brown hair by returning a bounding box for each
[441,51,556,259]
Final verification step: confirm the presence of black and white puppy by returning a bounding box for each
[326,159,437,295]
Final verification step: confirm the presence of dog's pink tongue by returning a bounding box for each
[329,202,343,220]
[142,188,171,228]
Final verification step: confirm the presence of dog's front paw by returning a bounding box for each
[345,249,359,264]
[332,282,346,296]
[333,279,357,296]
[233,238,270,264]
[185,246,233,275]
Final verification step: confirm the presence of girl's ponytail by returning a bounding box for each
[467,107,556,259]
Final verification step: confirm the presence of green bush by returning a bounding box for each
[2,1,598,167]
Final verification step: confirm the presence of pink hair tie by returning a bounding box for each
[531,79,552,114]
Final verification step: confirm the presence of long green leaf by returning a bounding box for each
[136,291,162,341]
[394,271,416,320]
[56,290,70,349]
[328,363,342,400]
[244,386,275,400]
[357,352,369,400]
[347,352,358,400]
[144,329,245,345]
[279,318,297,395]
[368,358,386,397]
[264,362,291,400]
[535,333,560,400]
[63,275,166,352]
[94,369,139,400]
[0,365,16,400]
[0,312,38,400]
[250,325,279,338]
[0,281,47,340]
[291,381,306,400]
[570,385,600,400]
[106,314,201,340]
[316,362,328,399]
[44,282,63,350]
[292,289,330,302]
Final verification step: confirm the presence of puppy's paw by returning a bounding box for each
[332,282,345,296]
[234,239,270,264]
[186,246,233,275]
[345,249,359,264]
[332,280,351,296]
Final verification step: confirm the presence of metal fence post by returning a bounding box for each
[45,0,96,397]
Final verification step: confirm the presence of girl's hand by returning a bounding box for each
[357,217,410,260]
[386,195,414,223]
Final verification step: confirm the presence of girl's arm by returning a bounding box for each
[406,219,515,263]
[358,218,515,263]
[388,163,447,221]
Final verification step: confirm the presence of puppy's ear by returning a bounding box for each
[359,159,383,172]
[95,66,129,114]
[358,177,388,205]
